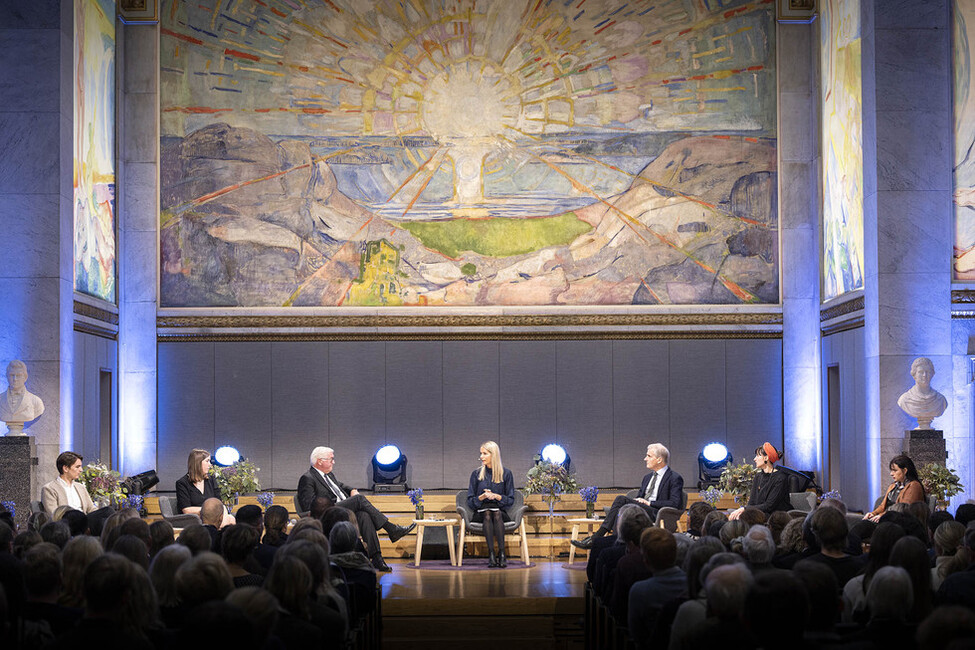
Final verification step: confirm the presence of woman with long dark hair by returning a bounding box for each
[467,440,515,567]
[864,454,925,522]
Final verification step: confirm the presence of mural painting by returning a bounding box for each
[74,0,117,303]
[955,0,975,278]
[820,0,862,302]
[160,0,777,308]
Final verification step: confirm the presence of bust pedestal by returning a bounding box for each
[0,436,37,528]
[905,429,947,468]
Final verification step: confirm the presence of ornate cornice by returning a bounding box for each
[952,289,975,304]
[74,320,118,340]
[157,330,782,342]
[821,316,864,337]
[74,300,119,325]
[157,312,783,329]
[820,296,864,322]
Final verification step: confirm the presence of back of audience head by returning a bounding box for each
[320,506,355,538]
[865,565,913,621]
[24,543,62,601]
[739,506,767,528]
[705,563,753,621]
[701,510,728,537]
[907,500,930,528]
[39,520,70,549]
[290,516,323,538]
[51,505,73,522]
[119,517,151,546]
[719,519,748,549]
[617,505,651,546]
[674,534,692,569]
[60,535,103,608]
[177,601,256,649]
[640,527,677,572]
[767,511,791,546]
[880,510,930,546]
[221,524,259,566]
[329,520,359,554]
[149,520,175,557]
[234,504,263,529]
[955,503,975,527]
[175,551,234,608]
[101,508,139,550]
[200,498,226,527]
[288,527,329,552]
[743,572,809,647]
[149,543,192,608]
[819,497,847,516]
[265,554,312,618]
[61,509,89,536]
[277,538,330,593]
[889,535,933,621]
[809,505,848,553]
[176,523,212,554]
[225,587,280,648]
[264,504,289,545]
[12,530,41,559]
[310,496,333,520]
[792,559,839,631]
[741,525,776,565]
[864,522,906,590]
[916,605,975,650]
[928,509,953,537]
[684,536,725,599]
[26,510,50,533]
[687,502,714,537]
[112,534,150,570]
[849,519,877,550]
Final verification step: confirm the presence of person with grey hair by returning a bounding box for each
[591,505,649,600]
[297,445,414,572]
[573,443,683,550]
[741,525,780,576]
[675,561,755,650]
[840,566,916,647]
[609,506,655,619]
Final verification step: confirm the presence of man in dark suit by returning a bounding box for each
[297,446,415,571]
[572,443,684,550]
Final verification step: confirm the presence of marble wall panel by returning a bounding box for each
[157,343,215,487]
[875,111,951,192]
[123,26,157,95]
[443,341,501,488]
[0,1,60,29]
[120,162,158,233]
[612,341,670,488]
[876,191,952,274]
[0,278,60,361]
[779,92,815,162]
[777,24,813,94]
[120,302,157,374]
[270,342,328,490]
[120,230,156,303]
[875,30,949,113]
[0,194,60,278]
[876,275,952,354]
[782,226,818,300]
[0,113,59,195]
[385,342,444,488]
[555,341,614,488]
[779,162,816,229]
[328,342,387,489]
[119,369,156,475]
[499,341,557,487]
[0,29,59,112]
[214,342,273,486]
[121,91,157,164]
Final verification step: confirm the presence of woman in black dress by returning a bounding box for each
[729,442,791,519]
[467,440,514,567]
[175,448,221,515]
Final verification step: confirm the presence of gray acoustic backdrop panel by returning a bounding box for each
[157,342,215,488]
[328,342,387,488]
[70,331,118,467]
[668,340,727,483]
[443,341,500,488]
[557,341,614,488]
[271,342,328,490]
[214,343,272,487]
[385,341,444,488]
[612,340,670,487]
[500,341,557,487]
[725,339,783,466]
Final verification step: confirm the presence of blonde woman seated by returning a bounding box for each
[467,441,515,568]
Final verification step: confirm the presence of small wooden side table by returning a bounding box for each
[566,517,603,564]
[412,518,458,567]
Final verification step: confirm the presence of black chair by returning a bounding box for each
[603,489,686,532]
[455,490,530,566]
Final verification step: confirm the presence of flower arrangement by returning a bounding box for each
[0,500,14,517]
[525,455,578,513]
[818,490,842,503]
[257,491,275,509]
[698,486,723,506]
[407,488,424,519]
[79,462,125,506]
[918,463,964,507]
[209,459,261,506]
[717,462,758,504]
[117,494,146,516]
[579,486,599,518]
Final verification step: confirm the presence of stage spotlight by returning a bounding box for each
[213,446,241,466]
[698,442,732,488]
[540,443,570,468]
[121,469,159,495]
[371,444,408,493]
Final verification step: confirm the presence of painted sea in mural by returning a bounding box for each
[160,0,777,308]
[955,0,975,278]
[74,0,116,303]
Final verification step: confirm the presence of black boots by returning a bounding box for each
[488,549,498,567]
[498,549,507,568]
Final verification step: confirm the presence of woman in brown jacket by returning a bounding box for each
[864,454,925,522]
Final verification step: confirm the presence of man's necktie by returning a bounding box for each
[324,474,347,501]
[644,472,658,501]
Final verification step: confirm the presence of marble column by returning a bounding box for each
[118,23,159,476]
[862,0,952,499]
[0,0,73,490]
[780,21,822,474]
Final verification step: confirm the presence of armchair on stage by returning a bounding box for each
[455,490,531,566]
[603,489,687,533]
[158,495,202,528]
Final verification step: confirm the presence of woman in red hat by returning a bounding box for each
[729,442,791,520]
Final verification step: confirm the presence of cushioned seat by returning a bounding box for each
[158,494,202,528]
[603,489,687,532]
[455,490,530,566]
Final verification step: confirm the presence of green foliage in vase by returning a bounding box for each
[717,462,759,503]
[79,462,125,504]
[210,460,261,505]
[524,455,578,504]
[918,463,964,504]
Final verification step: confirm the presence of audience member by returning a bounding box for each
[12,530,41,559]
[59,535,102,609]
[224,587,281,649]
[263,505,289,547]
[954,503,975,527]
[111,534,150,570]
[60,509,88,537]
[805,505,866,586]
[843,565,917,650]
[936,522,975,608]
[628,528,687,650]
[889,535,934,622]
[148,543,191,628]
[766,510,791,546]
[176,524,212,555]
[683,563,754,650]
[843,521,906,623]
[39,521,70,549]
[685,502,714,539]
[915,605,975,650]
[792,559,840,646]
[608,505,653,619]
[931,520,967,590]
[741,571,808,650]
[220,525,263,588]
[148,520,174,558]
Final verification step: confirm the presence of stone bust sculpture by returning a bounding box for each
[1,359,45,434]
[897,357,947,430]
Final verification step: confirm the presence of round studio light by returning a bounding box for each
[213,446,241,466]
[541,444,567,466]
[375,444,402,468]
[702,443,729,463]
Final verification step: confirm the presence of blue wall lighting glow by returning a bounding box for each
[374,444,402,468]
[214,446,241,466]
[702,443,730,463]
[541,444,568,466]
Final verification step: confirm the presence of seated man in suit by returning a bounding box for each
[40,451,96,514]
[297,446,415,572]
[573,443,684,550]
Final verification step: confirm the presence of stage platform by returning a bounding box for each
[378,558,588,650]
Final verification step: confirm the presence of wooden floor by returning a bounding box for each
[378,559,588,650]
